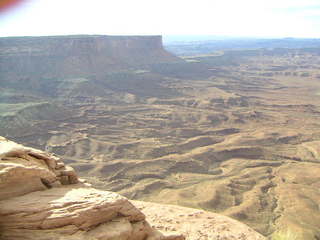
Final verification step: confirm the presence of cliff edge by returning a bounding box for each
[0,136,265,240]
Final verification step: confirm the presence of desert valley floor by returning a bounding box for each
[1,38,320,239]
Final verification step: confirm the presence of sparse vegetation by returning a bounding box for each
[272,230,298,240]
[0,102,45,117]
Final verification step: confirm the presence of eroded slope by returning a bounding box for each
[1,36,320,239]
[40,51,320,240]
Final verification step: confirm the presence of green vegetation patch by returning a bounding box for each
[272,230,298,240]
[0,102,46,117]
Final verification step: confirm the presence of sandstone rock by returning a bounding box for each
[0,137,78,200]
[0,185,184,240]
[0,137,184,240]
[0,186,140,238]
[134,201,266,240]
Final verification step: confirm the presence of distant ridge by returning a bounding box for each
[164,36,320,56]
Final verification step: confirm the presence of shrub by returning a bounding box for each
[272,230,298,240]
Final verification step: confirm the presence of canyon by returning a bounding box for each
[1,35,320,239]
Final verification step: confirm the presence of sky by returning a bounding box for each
[0,0,319,38]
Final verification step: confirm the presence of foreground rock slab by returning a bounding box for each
[0,185,184,240]
[134,201,265,240]
[0,137,184,240]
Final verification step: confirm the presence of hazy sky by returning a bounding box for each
[0,0,319,38]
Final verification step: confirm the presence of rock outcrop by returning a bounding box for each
[0,135,78,200]
[0,136,183,240]
[0,137,265,240]
[134,201,266,240]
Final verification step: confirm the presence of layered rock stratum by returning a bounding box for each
[0,137,265,240]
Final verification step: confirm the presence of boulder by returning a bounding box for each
[0,137,78,200]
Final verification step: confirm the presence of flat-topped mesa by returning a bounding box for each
[0,35,164,56]
[0,35,181,78]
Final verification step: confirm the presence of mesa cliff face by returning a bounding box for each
[0,137,265,240]
[0,35,181,80]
